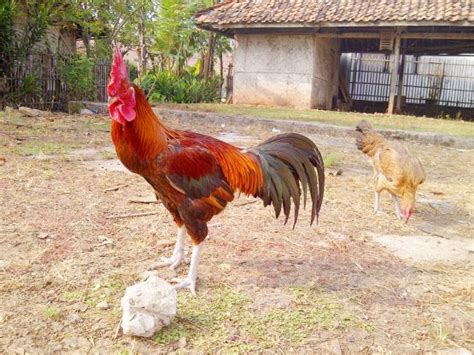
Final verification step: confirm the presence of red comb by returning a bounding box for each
[108,47,128,97]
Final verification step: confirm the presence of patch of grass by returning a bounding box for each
[113,347,135,355]
[153,285,372,351]
[62,290,85,301]
[14,142,70,156]
[100,150,116,160]
[62,276,129,312]
[431,322,452,345]
[44,306,61,320]
[0,110,25,123]
[242,286,373,347]
[153,285,249,348]
[167,103,474,137]
[79,118,110,132]
[323,153,341,168]
[88,278,127,309]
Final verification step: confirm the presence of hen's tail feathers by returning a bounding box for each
[355,120,384,156]
[355,119,373,151]
[248,133,324,227]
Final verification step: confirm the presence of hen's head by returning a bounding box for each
[107,48,136,125]
[401,189,416,223]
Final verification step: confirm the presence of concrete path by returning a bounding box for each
[72,102,474,149]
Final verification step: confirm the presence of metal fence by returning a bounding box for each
[344,53,474,108]
[0,53,110,111]
[94,58,111,103]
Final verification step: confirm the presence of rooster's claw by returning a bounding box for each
[171,277,196,296]
[148,254,189,271]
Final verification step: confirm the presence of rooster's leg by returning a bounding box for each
[391,194,402,219]
[149,226,188,271]
[373,192,381,214]
[172,243,202,295]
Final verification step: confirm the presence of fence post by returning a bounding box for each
[438,62,446,104]
[387,33,401,115]
[225,63,233,103]
[396,53,406,113]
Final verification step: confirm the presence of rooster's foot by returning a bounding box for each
[148,253,189,271]
[171,277,196,296]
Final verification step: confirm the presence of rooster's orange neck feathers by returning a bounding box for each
[111,85,167,163]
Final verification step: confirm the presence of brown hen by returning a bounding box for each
[355,120,425,222]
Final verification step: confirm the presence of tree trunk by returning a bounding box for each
[219,51,223,79]
[198,51,206,77]
[81,28,91,58]
[137,6,147,82]
[201,32,215,80]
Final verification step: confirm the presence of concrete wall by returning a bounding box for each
[233,33,340,109]
[14,20,76,55]
[312,37,341,109]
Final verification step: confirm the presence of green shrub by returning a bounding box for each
[128,63,138,82]
[141,69,222,104]
[60,55,95,100]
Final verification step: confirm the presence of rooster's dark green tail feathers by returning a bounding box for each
[249,133,325,227]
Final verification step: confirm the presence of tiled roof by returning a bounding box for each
[196,0,474,29]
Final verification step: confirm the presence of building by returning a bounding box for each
[13,19,76,56]
[196,0,474,114]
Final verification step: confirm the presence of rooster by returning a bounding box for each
[355,120,425,222]
[107,49,325,294]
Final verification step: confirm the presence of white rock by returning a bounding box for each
[80,108,94,115]
[120,273,176,337]
[66,313,82,325]
[96,301,110,310]
[18,106,45,117]
[271,128,281,133]
[0,260,10,270]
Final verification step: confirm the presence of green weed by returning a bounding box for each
[44,306,61,320]
[323,153,341,168]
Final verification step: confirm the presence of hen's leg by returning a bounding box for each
[373,173,385,214]
[172,243,203,296]
[373,191,381,214]
[149,226,188,271]
[391,194,402,219]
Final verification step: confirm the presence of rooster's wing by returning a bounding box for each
[159,145,235,210]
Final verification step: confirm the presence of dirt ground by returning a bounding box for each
[0,111,473,354]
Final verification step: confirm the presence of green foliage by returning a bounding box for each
[141,69,222,104]
[0,0,70,108]
[2,0,230,109]
[1,0,62,63]
[0,0,58,76]
[59,56,95,100]
[128,63,139,82]
[0,0,15,74]
[152,0,202,73]
[19,74,40,96]
[44,306,61,320]
[323,153,341,168]
[65,0,160,59]
[1,73,40,107]
[150,0,230,76]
